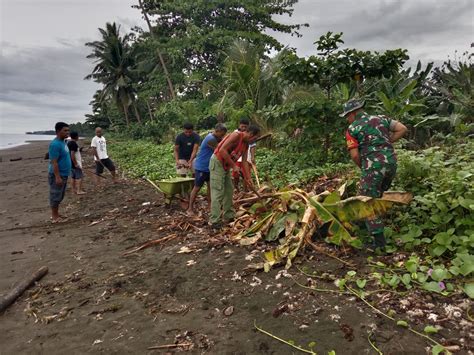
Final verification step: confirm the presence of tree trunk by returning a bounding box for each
[138,0,176,100]
[217,111,225,123]
[0,266,48,312]
[323,86,331,160]
[122,102,130,127]
[132,100,142,123]
[146,99,154,122]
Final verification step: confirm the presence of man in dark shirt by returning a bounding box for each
[67,131,86,195]
[174,122,201,177]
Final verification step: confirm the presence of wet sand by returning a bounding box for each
[0,142,455,354]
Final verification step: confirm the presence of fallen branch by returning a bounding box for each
[234,193,276,205]
[185,222,201,232]
[8,156,47,162]
[147,342,193,350]
[123,234,178,256]
[0,266,48,313]
[85,169,108,179]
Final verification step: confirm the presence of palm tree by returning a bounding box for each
[217,40,319,130]
[85,22,140,126]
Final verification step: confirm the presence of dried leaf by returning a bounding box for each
[239,235,261,246]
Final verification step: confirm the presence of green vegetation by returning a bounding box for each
[89,1,472,304]
[108,141,175,181]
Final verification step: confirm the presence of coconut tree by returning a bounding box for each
[85,22,140,126]
[217,40,320,131]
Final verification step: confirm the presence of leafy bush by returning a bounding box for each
[109,138,352,187]
[256,146,352,188]
[388,140,474,279]
[108,141,176,181]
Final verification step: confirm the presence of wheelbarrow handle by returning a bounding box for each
[145,178,165,194]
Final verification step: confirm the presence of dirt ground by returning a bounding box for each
[0,142,470,354]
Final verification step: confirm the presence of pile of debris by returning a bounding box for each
[229,184,412,271]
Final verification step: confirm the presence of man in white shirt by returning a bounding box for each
[91,127,117,184]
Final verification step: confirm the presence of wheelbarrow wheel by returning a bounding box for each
[164,194,172,207]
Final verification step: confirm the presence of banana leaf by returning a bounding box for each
[235,212,273,240]
[309,198,359,246]
[284,213,299,238]
[323,191,342,204]
[266,212,298,241]
[322,192,413,223]
[264,206,316,271]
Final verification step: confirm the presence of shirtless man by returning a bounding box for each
[208,125,261,228]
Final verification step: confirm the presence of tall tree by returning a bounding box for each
[137,0,176,100]
[136,0,306,86]
[280,32,410,99]
[85,22,140,126]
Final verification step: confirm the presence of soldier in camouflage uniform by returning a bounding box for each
[341,99,407,249]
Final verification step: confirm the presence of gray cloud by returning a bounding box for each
[1,0,143,133]
[0,41,99,132]
[272,0,473,65]
[1,0,472,133]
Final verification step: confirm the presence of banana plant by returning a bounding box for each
[375,77,426,119]
[432,59,474,120]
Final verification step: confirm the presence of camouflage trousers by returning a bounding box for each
[359,163,397,235]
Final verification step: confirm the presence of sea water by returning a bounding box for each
[0,133,54,150]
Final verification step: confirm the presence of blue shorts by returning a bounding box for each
[48,173,68,208]
[194,169,210,187]
[71,167,83,180]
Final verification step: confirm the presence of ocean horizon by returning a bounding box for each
[0,133,55,150]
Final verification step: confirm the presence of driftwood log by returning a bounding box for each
[0,266,48,313]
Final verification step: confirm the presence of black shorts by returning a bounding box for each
[96,158,115,175]
[194,169,210,187]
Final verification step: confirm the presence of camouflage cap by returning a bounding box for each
[339,99,365,117]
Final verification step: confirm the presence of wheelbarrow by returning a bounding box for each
[146,177,195,206]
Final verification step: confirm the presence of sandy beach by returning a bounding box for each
[0,141,457,354]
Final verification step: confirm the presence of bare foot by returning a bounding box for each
[50,217,68,224]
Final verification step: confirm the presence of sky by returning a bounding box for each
[0,0,472,133]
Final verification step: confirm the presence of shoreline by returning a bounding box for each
[0,137,88,152]
[0,139,52,151]
[0,140,50,161]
